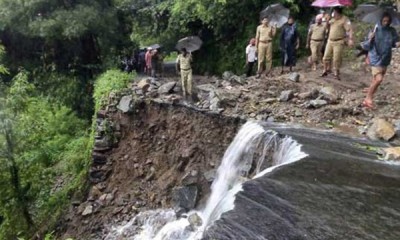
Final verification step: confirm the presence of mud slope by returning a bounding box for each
[60,101,243,239]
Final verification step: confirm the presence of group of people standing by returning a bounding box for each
[245,6,400,109]
[144,47,164,78]
[121,47,164,77]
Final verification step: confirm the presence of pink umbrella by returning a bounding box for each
[312,0,352,8]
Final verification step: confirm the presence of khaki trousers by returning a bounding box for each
[258,42,273,73]
[310,40,323,64]
[323,40,345,71]
[181,69,192,96]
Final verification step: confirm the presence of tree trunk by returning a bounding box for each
[5,126,34,227]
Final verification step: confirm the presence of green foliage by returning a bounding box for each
[118,0,316,75]
[0,45,9,76]
[0,72,90,239]
[93,69,134,112]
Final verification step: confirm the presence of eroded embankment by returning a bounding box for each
[59,100,243,239]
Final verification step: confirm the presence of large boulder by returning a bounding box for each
[215,89,241,107]
[367,118,396,141]
[137,78,151,93]
[320,86,339,103]
[117,95,133,113]
[158,82,177,95]
[172,186,199,210]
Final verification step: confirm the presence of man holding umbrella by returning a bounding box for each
[321,7,354,80]
[176,48,193,100]
[256,17,277,78]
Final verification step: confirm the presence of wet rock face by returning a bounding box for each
[204,128,400,240]
[172,186,199,211]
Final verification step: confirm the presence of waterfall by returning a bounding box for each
[105,121,308,240]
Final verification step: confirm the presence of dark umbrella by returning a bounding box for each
[355,4,400,26]
[149,43,161,49]
[311,0,352,8]
[176,36,203,52]
[260,3,290,28]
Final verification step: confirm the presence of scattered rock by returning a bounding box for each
[393,120,400,136]
[158,82,177,95]
[367,118,396,141]
[298,89,319,100]
[307,99,328,109]
[230,75,246,85]
[99,193,114,205]
[82,205,93,216]
[197,84,216,93]
[320,86,338,103]
[181,170,199,186]
[94,136,112,149]
[222,71,234,80]
[92,152,107,165]
[267,116,275,122]
[188,213,203,227]
[97,110,108,119]
[383,147,400,161]
[210,97,220,111]
[172,186,198,210]
[137,78,151,93]
[145,167,156,181]
[279,90,294,102]
[203,169,216,182]
[294,110,303,117]
[215,89,241,107]
[288,72,300,82]
[117,95,133,113]
[263,98,278,104]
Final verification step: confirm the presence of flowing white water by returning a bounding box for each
[105,121,308,240]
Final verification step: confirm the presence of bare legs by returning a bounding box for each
[363,73,384,108]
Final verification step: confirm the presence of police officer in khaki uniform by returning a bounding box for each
[256,17,277,78]
[306,14,327,71]
[176,48,193,99]
[321,7,354,80]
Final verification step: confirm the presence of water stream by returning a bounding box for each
[105,121,308,240]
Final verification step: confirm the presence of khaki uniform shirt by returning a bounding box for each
[328,16,352,41]
[256,25,276,42]
[176,54,192,70]
[310,23,327,41]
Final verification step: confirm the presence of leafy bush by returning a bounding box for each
[0,72,90,239]
[93,69,134,112]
